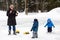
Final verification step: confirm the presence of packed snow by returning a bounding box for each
[0,7,60,40]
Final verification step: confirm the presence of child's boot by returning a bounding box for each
[35,33,38,38]
[36,35,38,38]
[8,30,11,35]
[32,31,36,38]
[32,37,35,38]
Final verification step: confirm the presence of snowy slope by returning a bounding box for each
[0,7,60,40]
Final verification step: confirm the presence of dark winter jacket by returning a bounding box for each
[44,19,55,28]
[31,19,39,32]
[7,10,17,25]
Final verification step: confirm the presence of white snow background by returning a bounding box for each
[0,7,60,40]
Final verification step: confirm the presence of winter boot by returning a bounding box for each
[13,31,16,35]
[32,37,35,38]
[8,30,11,35]
[36,36,38,38]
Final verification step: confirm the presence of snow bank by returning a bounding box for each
[0,7,60,26]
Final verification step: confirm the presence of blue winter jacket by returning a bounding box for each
[31,21,39,32]
[44,19,55,28]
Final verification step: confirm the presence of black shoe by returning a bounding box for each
[32,37,35,38]
[48,31,52,33]
[36,36,38,38]
[13,33,16,35]
[8,33,11,35]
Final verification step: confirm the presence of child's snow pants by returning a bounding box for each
[33,31,38,38]
[48,27,52,32]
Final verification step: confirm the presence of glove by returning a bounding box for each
[54,26,55,28]
[30,29,32,31]
[44,26,46,27]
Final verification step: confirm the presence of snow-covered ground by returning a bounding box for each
[0,7,60,40]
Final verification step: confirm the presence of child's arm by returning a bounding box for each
[53,24,55,28]
[31,23,35,31]
[44,23,48,27]
[52,22,55,28]
[31,26,33,31]
[52,23,55,28]
[30,22,34,31]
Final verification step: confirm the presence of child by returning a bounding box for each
[44,18,55,33]
[7,4,18,35]
[31,19,39,38]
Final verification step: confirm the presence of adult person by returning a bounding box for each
[7,4,18,35]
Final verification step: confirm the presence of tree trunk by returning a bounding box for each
[35,0,39,12]
[25,0,28,15]
[15,0,18,10]
[6,0,8,10]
